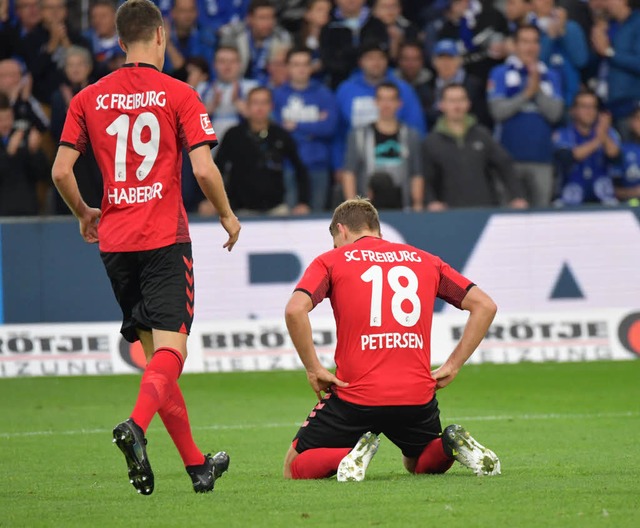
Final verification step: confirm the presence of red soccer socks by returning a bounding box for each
[130,347,184,432]
[290,447,352,479]
[414,437,455,474]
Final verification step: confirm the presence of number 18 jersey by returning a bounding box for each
[60,63,218,252]
[295,236,474,406]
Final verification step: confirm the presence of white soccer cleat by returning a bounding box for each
[337,432,380,482]
[443,424,501,476]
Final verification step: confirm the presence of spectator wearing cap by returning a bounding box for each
[423,0,509,85]
[531,0,588,108]
[333,41,426,176]
[552,87,620,205]
[591,0,640,139]
[342,81,424,211]
[319,0,388,89]
[425,39,491,129]
[488,24,564,206]
[422,83,527,210]
[612,104,640,203]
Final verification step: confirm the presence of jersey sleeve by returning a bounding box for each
[175,85,219,152]
[294,255,332,307]
[434,257,474,310]
[59,92,89,155]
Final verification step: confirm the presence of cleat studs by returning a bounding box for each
[130,479,134,484]
[112,439,117,443]
[137,489,142,494]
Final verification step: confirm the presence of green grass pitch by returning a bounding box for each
[1,361,639,527]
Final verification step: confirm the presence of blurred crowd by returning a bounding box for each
[1,0,640,217]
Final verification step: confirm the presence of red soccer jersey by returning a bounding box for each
[59,63,218,252]
[295,236,474,406]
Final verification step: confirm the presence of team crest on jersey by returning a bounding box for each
[200,113,214,135]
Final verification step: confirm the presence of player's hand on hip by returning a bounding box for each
[306,367,348,401]
[79,207,101,244]
[219,214,241,251]
[431,364,459,390]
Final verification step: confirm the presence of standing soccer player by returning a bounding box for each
[283,198,500,481]
[51,0,241,495]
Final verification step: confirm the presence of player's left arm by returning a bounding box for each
[52,145,101,243]
[432,285,497,390]
[285,290,347,400]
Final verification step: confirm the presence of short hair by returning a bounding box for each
[329,198,381,237]
[248,0,274,14]
[115,0,163,48]
[514,24,540,41]
[216,45,240,57]
[186,56,210,79]
[285,46,312,63]
[572,86,601,109]
[441,82,468,99]
[398,41,425,59]
[90,0,116,11]
[376,81,400,98]
[0,92,11,111]
[65,45,92,67]
[247,85,272,102]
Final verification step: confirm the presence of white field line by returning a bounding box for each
[1,411,637,440]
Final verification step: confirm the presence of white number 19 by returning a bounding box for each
[106,112,160,182]
[360,265,421,328]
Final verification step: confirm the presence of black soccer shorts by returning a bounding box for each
[101,243,195,343]
[293,392,444,458]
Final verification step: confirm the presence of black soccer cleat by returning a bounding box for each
[186,451,230,493]
[112,418,154,495]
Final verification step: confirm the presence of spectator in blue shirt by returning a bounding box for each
[488,24,564,206]
[333,41,426,173]
[591,0,640,139]
[531,0,588,107]
[164,0,216,75]
[84,0,121,77]
[273,46,338,211]
[612,104,640,202]
[553,87,620,205]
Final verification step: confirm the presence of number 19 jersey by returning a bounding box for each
[60,63,218,252]
[295,236,474,406]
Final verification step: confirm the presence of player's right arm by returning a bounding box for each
[432,285,497,389]
[188,141,241,252]
[52,144,101,243]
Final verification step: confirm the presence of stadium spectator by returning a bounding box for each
[423,83,527,210]
[333,42,425,174]
[293,0,331,79]
[264,42,290,88]
[282,197,501,481]
[613,104,640,201]
[553,88,620,205]
[203,45,258,142]
[163,0,216,75]
[319,0,388,89]
[0,58,49,132]
[367,171,403,209]
[52,0,240,495]
[531,0,588,107]
[273,0,308,33]
[372,0,419,64]
[393,41,432,123]
[184,55,210,98]
[50,46,102,214]
[591,0,640,138]
[425,39,491,129]
[424,0,510,84]
[194,0,249,34]
[21,0,91,104]
[215,86,311,216]
[342,82,424,211]
[217,0,291,85]
[273,46,338,212]
[505,0,535,34]
[488,24,564,206]
[0,92,49,216]
[84,0,121,77]
[0,0,42,60]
